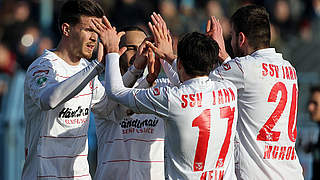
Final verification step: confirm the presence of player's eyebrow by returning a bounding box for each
[125,45,138,50]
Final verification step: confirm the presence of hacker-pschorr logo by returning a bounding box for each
[59,106,89,118]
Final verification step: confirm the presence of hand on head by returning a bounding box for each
[90,16,127,60]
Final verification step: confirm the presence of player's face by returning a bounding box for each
[230,23,245,57]
[119,30,146,75]
[308,91,320,122]
[69,16,100,60]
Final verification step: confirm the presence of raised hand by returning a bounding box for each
[206,16,229,62]
[90,16,126,55]
[147,12,176,64]
[146,48,161,85]
[133,37,152,70]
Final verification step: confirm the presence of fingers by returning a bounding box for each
[119,47,127,56]
[145,41,160,56]
[152,24,161,44]
[102,16,112,29]
[117,31,125,39]
[206,19,211,33]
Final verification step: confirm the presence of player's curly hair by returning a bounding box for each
[58,0,105,33]
[231,5,271,50]
[177,32,219,76]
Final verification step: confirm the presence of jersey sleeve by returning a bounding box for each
[26,60,58,109]
[92,64,144,118]
[160,59,181,86]
[210,58,245,90]
[26,59,104,110]
[105,53,169,118]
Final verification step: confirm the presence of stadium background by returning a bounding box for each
[0,0,319,179]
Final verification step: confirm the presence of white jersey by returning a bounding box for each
[105,53,238,180]
[23,50,105,179]
[210,48,304,180]
[93,78,165,180]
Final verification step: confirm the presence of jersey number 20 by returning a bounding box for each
[257,82,298,142]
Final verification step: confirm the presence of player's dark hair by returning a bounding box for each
[58,0,104,33]
[177,32,219,76]
[311,86,320,94]
[231,5,270,50]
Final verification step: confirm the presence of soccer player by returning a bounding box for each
[22,0,122,179]
[91,16,238,179]
[93,27,166,180]
[206,5,304,180]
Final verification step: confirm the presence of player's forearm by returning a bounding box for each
[92,64,143,116]
[40,60,104,110]
[160,59,181,86]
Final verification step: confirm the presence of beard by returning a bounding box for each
[232,44,245,57]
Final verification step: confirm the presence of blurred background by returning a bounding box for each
[0,0,319,179]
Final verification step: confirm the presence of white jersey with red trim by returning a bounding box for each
[94,78,166,180]
[210,48,304,180]
[23,50,105,179]
[105,53,238,180]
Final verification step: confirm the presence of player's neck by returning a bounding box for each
[181,74,207,83]
[54,41,81,66]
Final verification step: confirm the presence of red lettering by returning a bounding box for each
[181,95,188,108]
[279,146,286,160]
[212,91,216,105]
[275,65,279,78]
[286,147,292,160]
[189,94,196,107]
[262,63,268,76]
[291,148,296,160]
[228,88,235,101]
[285,67,290,80]
[269,64,275,77]
[264,145,272,159]
[218,90,224,104]
[223,89,230,103]
[197,93,203,107]
[272,146,279,159]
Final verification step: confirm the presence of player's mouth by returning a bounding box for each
[86,44,95,51]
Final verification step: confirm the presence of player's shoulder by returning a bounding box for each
[26,49,59,74]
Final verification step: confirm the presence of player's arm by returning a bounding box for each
[26,58,105,111]
[206,16,229,63]
[91,64,144,117]
[91,16,169,117]
[105,53,169,117]
[209,58,245,90]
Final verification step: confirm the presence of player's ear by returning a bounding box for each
[61,23,71,37]
[238,32,246,47]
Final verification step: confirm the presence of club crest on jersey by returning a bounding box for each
[153,87,160,96]
[223,63,231,70]
[36,76,47,87]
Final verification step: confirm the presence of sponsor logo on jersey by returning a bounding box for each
[59,106,89,118]
[120,116,160,134]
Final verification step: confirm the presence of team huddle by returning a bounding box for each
[22,0,304,180]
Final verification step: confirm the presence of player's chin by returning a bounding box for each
[83,51,93,60]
